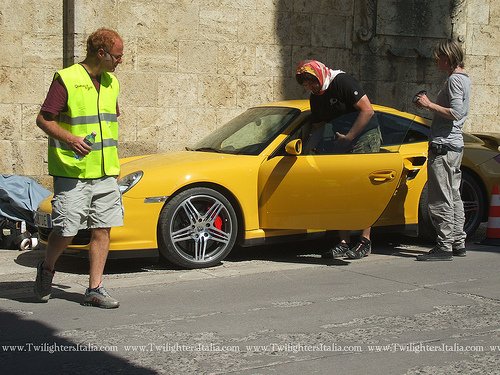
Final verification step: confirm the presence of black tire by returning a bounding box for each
[461,170,487,235]
[157,187,238,269]
[418,170,486,241]
[417,184,435,242]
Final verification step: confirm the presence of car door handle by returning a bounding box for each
[369,170,396,182]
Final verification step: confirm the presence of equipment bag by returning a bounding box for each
[0,216,30,250]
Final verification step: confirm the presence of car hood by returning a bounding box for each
[119,150,264,199]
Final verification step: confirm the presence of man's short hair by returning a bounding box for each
[86,28,122,55]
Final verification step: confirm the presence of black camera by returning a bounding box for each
[429,142,448,155]
[412,90,427,103]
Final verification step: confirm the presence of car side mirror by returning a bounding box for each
[285,139,302,155]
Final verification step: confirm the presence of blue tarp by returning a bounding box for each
[0,174,51,227]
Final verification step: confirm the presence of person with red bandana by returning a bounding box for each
[296,59,382,260]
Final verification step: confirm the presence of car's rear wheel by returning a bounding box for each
[158,187,238,269]
[418,170,486,241]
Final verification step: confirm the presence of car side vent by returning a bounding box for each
[410,156,427,166]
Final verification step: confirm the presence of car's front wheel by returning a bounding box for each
[158,187,238,269]
[418,170,486,241]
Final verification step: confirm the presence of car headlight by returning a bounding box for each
[117,171,143,194]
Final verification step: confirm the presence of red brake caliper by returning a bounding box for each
[207,203,223,230]
[214,215,223,230]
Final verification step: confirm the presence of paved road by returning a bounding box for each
[1,230,499,374]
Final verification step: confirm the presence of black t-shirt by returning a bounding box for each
[310,73,378,133]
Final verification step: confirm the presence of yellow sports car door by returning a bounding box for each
[258,152,403,230]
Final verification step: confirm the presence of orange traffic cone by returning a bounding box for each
[481,184,500,246]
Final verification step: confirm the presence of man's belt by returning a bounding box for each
[428,142,462,155]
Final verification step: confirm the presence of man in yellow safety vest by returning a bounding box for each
[34,28,124,308]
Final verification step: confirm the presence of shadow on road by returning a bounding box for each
[10,224,496,276]
[0,310,157,374]
[13,249,162,274]
[225,225,497,265]
[224,232,428,265]
[0,280,82,305]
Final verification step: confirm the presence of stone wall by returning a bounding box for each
[0,0,498,187]
[465,0,500,132]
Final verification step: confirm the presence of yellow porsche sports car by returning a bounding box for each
[36,100,500,268]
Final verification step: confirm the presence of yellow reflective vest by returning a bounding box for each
[48,63,120,178]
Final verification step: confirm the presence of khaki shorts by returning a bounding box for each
[51,176,124,237]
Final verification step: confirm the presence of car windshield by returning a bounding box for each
[191,107,300,155]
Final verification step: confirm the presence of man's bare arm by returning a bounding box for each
[36,111,92,156]
[335,95,374,142]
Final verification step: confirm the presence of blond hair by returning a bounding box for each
[433,40,465,69]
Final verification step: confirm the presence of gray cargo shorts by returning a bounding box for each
[51,176,124,237]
